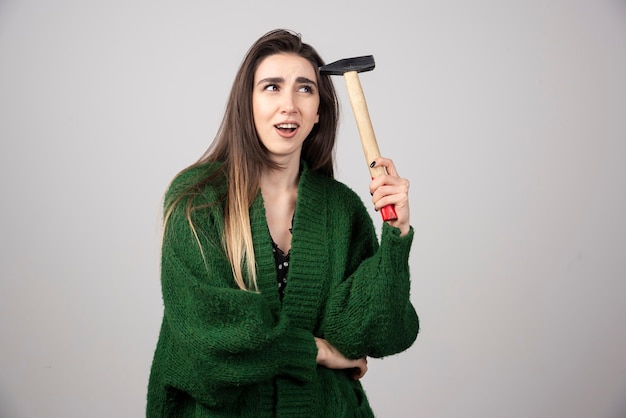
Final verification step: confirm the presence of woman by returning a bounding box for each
[147,28,419,417]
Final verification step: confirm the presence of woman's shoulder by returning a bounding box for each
[165,161,225,206]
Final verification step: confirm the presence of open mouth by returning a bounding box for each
[275,123,299,133]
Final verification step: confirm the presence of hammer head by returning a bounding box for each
[319,55,375,76]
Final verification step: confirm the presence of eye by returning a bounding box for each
[298,84,315,94]
[263,83,279,92]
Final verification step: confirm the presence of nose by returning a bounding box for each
[280,92,298,115]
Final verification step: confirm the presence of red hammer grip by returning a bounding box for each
[380,204,398,222]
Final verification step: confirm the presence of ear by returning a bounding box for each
[315,113,320,124]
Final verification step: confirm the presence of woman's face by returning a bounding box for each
[252,53,320,164]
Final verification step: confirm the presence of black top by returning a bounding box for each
[271,215,294,301]
[271,241,290,300]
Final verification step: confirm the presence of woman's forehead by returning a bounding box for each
[255,53,317,81]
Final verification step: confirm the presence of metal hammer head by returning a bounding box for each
[319,55,375,75]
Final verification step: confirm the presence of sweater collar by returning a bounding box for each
[250,162,328,327]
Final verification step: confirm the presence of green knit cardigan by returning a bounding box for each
[147,162,419,417]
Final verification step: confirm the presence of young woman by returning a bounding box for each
[147,28,419,417]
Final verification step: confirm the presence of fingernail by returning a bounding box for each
[370,161,376,168]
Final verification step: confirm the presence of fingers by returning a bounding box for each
[370,156,399,177]
[368,160,409,212]
[350,357,368,380]
[368,157,409,197]
[370,179,410,208]
[315,338,369,379]
[369,157,411,235]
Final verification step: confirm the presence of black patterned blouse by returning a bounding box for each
[271,241,290,300]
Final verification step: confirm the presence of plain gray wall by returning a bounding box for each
[1,0,625,417]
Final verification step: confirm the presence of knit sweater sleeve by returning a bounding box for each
[157,186,317,407]
[321,187,419,359]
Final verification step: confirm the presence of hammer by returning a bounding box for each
[320,55,398,221]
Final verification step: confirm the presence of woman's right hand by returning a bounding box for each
[314,337,368,380]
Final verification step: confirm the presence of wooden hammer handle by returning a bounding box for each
[344,71,398,221]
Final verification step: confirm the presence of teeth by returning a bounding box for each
[276,123,298,129]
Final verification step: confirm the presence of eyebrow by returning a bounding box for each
[256,77,318,87]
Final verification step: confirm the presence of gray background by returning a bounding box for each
[1,0,625,417]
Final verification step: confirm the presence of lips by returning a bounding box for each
[275,123,298,131]
[274,122,299,138]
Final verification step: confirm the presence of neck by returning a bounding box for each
[261,159,301,193]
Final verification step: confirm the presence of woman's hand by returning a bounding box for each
[315,337,368,380]
[369,157,411,236]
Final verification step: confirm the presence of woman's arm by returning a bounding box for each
[321,157,419,359]
[322,223,419,359]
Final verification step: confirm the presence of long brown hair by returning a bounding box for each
[164,29,340,290]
